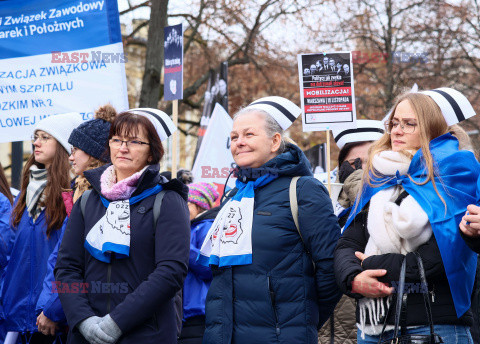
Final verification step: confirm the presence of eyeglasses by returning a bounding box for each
[385,119,417,134]
[109,138,150,149]
[31,134,52,144]
[71,147,79,155]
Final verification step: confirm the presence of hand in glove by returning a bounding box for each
[98,314,122,343]
[338,158,362,183]
[78,316,115,344]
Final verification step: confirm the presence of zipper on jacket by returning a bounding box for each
[107,257,113,313]
[267,276,280,337]
[430,284,435,303]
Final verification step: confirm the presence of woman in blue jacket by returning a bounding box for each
[35,105,117,337]
[179,182,220,344]
[1,113,83,344]
[0,162,13,280]
[55,109,190,344]
[0,162,14,343]
[198,96,342,344]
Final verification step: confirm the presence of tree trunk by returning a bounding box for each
[384,0,394,110]
[139,0,169,108]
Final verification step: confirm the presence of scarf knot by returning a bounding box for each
[85,166,162,263]
[100,165,147,201]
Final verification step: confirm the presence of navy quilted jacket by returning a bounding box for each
[203,144,342,344]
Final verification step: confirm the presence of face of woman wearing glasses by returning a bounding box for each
[110,124,152,181]
[69,147,91,176]
[390,100,421,152]
[33,130,57,168]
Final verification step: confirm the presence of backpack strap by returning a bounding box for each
[289,177,301,232]
[153,190,167,224]
[80,189,92,218]
[289,176,316,271]
[151,188,182,337]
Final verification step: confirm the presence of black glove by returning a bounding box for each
[338,158,362,183]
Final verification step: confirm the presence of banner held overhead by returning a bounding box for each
[0,0,128,143]
[163,23,183,101]
[297,51,356,132]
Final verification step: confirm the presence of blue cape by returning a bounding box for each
[344,133,480,318]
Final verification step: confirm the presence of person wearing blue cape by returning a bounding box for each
[198,96,342,344]
[318,120,385,344]
[334,87,480,344]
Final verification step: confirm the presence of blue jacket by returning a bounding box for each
[36,229,67,323]
[203,144,342,344]
[1,204,66,332]
[183,209,218,320]
[0,193,13,281]
[55,164,190,344]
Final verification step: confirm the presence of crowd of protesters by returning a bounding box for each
[0,87,479,344]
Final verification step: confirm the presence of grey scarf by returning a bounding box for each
[26,165,47,221]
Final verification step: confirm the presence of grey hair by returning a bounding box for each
[233,107,286,154]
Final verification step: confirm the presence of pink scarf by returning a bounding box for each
[100,165,146,200]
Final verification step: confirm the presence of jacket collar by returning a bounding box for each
[84,164,179,198]
[84,163,189,201]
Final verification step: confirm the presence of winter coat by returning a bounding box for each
[317,295,356,344]
[319,164,363,344]
[203,144,342,344]
[0,204,66,332]
[54,164,190,344]
[183,208,219,321]
[36,229,67,323]
[0,193,13,342]
[318,199,359,344]
[334,203,473,328]
[461,232,480,254]
[0,193,13,282]
[35,182,78,325]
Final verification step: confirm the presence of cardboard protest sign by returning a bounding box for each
[0,0,128,143]
[297,51,356,131]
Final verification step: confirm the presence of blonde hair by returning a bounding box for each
[72,157,104,203]
[360,92,449,209]
[449,124,474,153]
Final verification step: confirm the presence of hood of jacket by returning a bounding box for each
[84,163,189,201]
[235,143,312,182]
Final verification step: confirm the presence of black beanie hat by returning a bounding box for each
[68,104,117,162]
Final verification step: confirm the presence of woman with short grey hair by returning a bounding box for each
[199,96,342,344]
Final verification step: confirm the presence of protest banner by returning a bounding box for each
[164,23,183,176]
[192,103,235,197]
[297,51,357,194]
[164,23,183,102]
[193,61,228,162]
[297,51,356,132]
[0,0,128,143]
